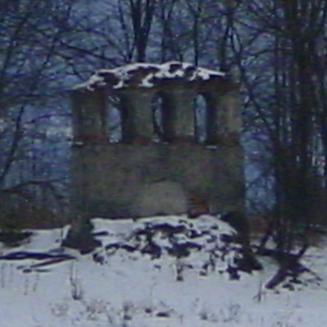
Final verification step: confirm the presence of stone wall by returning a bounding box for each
[71,143,244,218]
[70,62,245,218]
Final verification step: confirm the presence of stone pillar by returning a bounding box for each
[205,94,218,144]
[71,88,107,143]
[120,90,154,143]
[163,88,196,142]
[206,89,241,145]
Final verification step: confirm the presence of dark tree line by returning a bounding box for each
[233,0,327,254]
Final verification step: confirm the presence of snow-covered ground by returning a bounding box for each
[0,214,326,327]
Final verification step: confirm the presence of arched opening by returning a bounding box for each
[151,94,163,141]
[107,96,122,143]
[151,93,170,142]
[136,181,188,216]
[194,94,208,143]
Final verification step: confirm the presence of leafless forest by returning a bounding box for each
[1,0,327,268]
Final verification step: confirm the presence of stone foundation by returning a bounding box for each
[71,143,244,218]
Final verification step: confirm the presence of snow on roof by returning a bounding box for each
[74,61,226,91]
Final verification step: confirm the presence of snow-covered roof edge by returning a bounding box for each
[73,61,227,91]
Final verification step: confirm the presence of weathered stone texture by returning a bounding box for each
[70,62,245,218]
[71,144,244,218]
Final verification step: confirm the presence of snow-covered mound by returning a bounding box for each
[92,215,261,280]
[0,214,260,278]
[75,61,226,91]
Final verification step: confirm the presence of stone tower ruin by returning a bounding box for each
[70,62,244,218]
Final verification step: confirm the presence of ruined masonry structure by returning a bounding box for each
[71,62,244,218]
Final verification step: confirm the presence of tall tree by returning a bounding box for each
[0,0,77,215]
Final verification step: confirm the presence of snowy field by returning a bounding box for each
[0,214,326,327]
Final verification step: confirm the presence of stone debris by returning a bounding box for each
[93,215,262,280]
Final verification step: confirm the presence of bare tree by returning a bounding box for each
[226,0,327,287]
[0,0,78,224]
